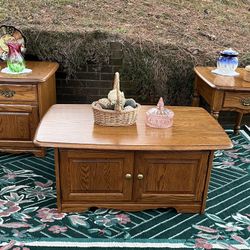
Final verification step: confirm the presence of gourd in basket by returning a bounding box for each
[92,72,140,126]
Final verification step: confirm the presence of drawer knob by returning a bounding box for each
[240,98,250,106]
[137,174,144,180]
[125,173,132,179]
[0,89,16,98]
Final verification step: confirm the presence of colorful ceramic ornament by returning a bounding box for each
[6,41,25,73]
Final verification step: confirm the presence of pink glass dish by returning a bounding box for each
[145,97,174,128]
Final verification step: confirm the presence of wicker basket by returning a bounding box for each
[92,72,140,126]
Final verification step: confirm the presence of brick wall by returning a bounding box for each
[56,41,138,104]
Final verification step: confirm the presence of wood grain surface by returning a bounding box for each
[60,150,134,202]
[56,148,213,213]
[0,61,59,83]
[0,84,37,102]
[34,104,233,150]
[223,92,250,111]
[133,151,209,202]
[194,67,250,91]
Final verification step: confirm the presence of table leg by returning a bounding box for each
[192,77,200,107]
[33,148,46,158]
[234,112,243,134]
[192,93,200,107]
[192,87,200,107]
[211,110,219,120]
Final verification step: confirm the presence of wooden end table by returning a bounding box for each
[0,61,58,156]
[193,66,250,134]
[34,104,232,214]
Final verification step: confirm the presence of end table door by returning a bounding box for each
[134,151,209,202]
[0,105,38,141]
[59,150,134,202]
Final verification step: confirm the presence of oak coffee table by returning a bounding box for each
[34,104,232,214]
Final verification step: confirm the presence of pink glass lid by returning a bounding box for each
[146,97,174,118]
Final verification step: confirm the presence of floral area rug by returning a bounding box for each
[0,130,249,250]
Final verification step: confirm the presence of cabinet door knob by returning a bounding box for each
[137,174,144,180]
[125,173,132,179]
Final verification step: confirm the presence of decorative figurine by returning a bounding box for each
[6,41,25,73]
[212,48,239,76]
[145,97,174,128]
[0,25,32,74]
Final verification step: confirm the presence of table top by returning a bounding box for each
[34,104,232,151]
[0,61,59,83]
[195,66,250,91]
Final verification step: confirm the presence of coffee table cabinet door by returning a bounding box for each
[59,150,134,202]
[134,151,209,202]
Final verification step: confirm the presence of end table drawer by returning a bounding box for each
[223,92,250,110]
[0,84,37,102]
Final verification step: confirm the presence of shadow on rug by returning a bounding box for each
[0,130,249,250]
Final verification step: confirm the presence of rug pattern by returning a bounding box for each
[0,130,249,249]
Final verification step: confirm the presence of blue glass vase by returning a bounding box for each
[217,48,238,75]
